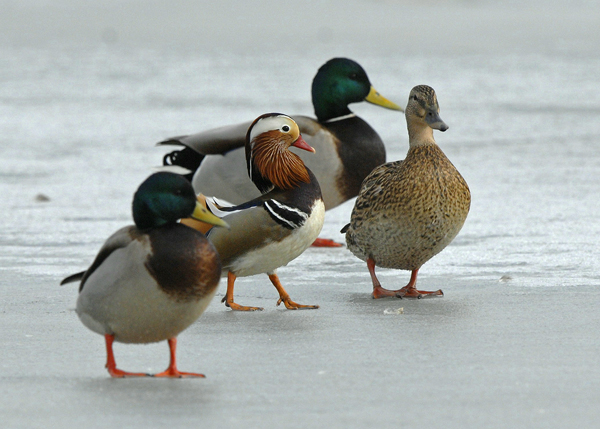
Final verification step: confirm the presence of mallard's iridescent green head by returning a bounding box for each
[132,172,198,230]
[132,172,229,231]
[406,85,448,132]
[311,58,402,121]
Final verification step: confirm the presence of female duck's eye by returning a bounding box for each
[282,125,290,132]
[411,95,418,101]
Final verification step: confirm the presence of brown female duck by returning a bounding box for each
[342,85,470,298]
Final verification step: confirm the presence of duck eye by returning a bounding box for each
[349,73,358,80]
[282,125,290,132]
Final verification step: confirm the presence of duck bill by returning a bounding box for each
[426,111,449,132]
[291,135,316,153]
[191,200,230,229]
[365,86,404,112]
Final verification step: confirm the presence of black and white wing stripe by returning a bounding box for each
[208,195,311,230]
[263,199,309,230]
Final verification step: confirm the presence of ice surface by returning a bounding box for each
[1,1,600,428]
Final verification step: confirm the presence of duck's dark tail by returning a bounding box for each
[162,147,204,182]
[60,271,85,286]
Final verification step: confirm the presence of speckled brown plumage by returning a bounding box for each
[343,85,470,298]
[346,144,470,268]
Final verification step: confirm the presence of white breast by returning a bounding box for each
[230,200,325,277]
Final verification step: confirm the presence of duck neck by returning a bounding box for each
[312,84,354,122]
[313,101,353,122]
[249,135,310,192]
[132,200,167,231]
[407,122,436,148]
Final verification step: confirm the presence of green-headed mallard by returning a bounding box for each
[61,172,228,377]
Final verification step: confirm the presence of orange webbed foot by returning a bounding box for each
[152,338,206,378]
[269,273,319,310]
[369,266,442,299]
[221,296,264,311]
[372,286,402,299]
[222,271,264,311]
[396,287,443,299]
[311,237,343,247]
[153,368,206,378]
[277,297,320,310]
[104,334,151,378]
[106,366,150,378]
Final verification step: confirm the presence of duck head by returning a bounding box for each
[311,58,403,121]
[245,113,315,194]
[405,85,448,144]
[133,172,229,230]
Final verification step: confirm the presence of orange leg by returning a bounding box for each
[220,271,264,311]
[269,273,319,309]
[153,338,205,378]
[104,334,149,378]
[367,259,443,299]
[311,237,343,248]
[368,258,397,299]
[395,269,443,298]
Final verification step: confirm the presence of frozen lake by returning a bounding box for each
[1,1,600,428]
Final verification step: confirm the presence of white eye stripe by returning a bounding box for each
[249,115,295,141]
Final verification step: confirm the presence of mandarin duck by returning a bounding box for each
[61,172,229,378]
[342,85,471,298]
[183,113,324,311]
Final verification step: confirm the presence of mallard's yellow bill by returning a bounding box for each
[191,201,230,229]
[365,86,403,112]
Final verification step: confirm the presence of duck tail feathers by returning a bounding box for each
[60,271,86,286]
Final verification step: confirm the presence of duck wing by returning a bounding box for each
[60,226,137,292]
[158,121,251,155]
[159,116,320,155]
